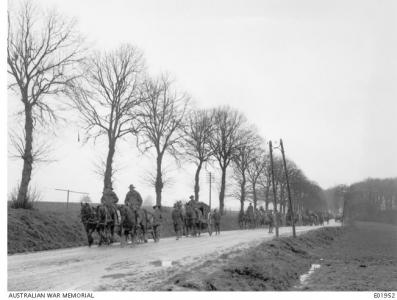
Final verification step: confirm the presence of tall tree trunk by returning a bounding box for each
[194,161,203,202]
[17,103,34,207]
[252,182,257,210]
[265,186,270,210]
[219,166,227,215]
[155,154,163,206]
[239,173,246,214]
[104,138,116,190]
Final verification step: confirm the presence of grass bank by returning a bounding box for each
[163,227,344,291]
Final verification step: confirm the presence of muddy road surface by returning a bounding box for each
[8,222,337,291]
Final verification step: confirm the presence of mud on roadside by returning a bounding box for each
[159,227,344,291]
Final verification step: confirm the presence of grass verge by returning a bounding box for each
[163,227,344,291]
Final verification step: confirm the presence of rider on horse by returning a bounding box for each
[101,186,119,224]
[124,184,143,211]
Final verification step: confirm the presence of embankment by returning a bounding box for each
[164,227,344,291]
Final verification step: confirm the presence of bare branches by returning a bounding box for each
[70,44,145,189]
[183,108,214,165]
[136,74,190,205]
[71,44,145,143]
[7,1,84,207]
[8,1,84,115]
[208,106,247,213]
[136,75,190,159]
[209,106,247,170]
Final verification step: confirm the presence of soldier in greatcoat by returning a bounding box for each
[124,184,143,211]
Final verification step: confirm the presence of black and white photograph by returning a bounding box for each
[3,0,397,296]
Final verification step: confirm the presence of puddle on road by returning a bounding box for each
[150,260,175,267]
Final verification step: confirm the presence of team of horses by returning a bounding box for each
[80,202,156,247]
[80,201,212,247]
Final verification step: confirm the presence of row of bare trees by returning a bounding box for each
[8,1,326,214]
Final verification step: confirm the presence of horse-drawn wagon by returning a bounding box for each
[184,201,212,236]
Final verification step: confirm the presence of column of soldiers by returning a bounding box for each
[101,186,221,242]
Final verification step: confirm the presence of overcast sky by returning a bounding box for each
[7,0,397,208]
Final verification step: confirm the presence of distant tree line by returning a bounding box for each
[325,178,397,223]
[8,1,328,215]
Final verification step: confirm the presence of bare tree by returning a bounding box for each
[71,44,145,190]
[209,106,246,214]
[258,155,272,210]
[7,1,83,207]
[9,127,55,164]
[232,128,261,213]
[183,109,214,202]
[247,145,267,210]
[137,75,189,206]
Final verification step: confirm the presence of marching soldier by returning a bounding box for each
[124,184,143,211]
[152,205,162,242]
[246,203,254,228]
[171,203,184,240]
[212,208,221,235]
[268,210,274,233]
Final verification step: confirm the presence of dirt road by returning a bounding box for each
[8,223,337,291]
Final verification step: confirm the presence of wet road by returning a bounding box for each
[8,222,338,291]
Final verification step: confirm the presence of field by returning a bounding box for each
[300,221,397,291]
[162,221,397,291]
[8,201,240,254]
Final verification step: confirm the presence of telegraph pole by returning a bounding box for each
[269,141,279,237]
[55,189,89,208]
[280,139,296,237]
[207,172,213,209]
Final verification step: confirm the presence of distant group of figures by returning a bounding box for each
[80,185,222,247]
[238,202,331,233]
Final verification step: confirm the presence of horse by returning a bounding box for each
[117,204,137,245]
[194,206,209,236]
[246,211,255,229]
[134,208,157,243]
[254,209,262,228]
[238,211,249,229]
[96,204,118,245]
[80,202,98,247]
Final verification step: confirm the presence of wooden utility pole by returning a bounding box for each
[280,139,296,237]
[55,189,89,208]
[269,141,279,237]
